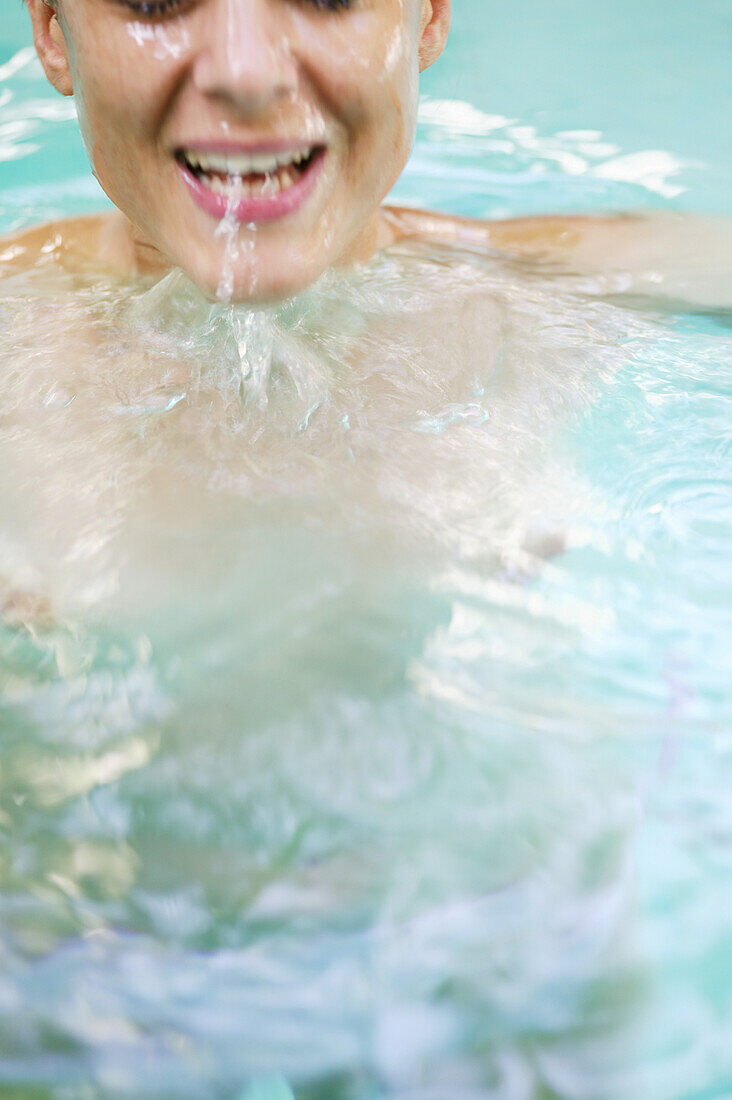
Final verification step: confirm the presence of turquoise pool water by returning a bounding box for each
[1,3,731,1100]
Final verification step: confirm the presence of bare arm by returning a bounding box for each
[385,207,732,312]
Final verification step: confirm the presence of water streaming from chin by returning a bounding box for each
[0,242,675,1097]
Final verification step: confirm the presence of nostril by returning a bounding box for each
[191,45,298,106]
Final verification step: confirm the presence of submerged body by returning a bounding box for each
[2,223,731,1098]
[2,183,731,631]
[2,200,730,635]
[0,224,592,623]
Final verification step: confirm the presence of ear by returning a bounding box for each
[25,0,74,96]
[418,0,451,72]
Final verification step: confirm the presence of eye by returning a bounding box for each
[120,0,191,18]
[119,0,353,19]
[303,0,354,10]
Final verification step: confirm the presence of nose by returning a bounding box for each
[192,0,298,113]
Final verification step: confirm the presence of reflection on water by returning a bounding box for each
[0,246,731,1098]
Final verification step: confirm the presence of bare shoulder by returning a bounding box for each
[384,205,732,309]
[383,204,636,257]
[0,214,105,276]
[0,210,151,280]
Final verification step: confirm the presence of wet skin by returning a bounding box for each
[3,205,732,315]
[5,0,732,306]
[20,0,451,301]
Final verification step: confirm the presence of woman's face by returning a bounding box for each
[33,0,449,301]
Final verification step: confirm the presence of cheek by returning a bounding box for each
[67,20,182,156]
[71,72,169,236]
[326,25,419,153]
[74,84,141,197]
[124,19,192,61]
[296,10,419,132]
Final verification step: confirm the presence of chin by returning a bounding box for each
[179,249,329,306]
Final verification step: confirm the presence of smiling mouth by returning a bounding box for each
[177,145,324,199]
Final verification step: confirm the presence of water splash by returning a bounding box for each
[214,187,248,304]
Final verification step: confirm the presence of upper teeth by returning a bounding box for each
[183,147,313,175]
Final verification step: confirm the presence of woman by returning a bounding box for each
[1,5,730,1097]
[5,0,731,307]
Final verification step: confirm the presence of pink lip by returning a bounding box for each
[177,144,326,224]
